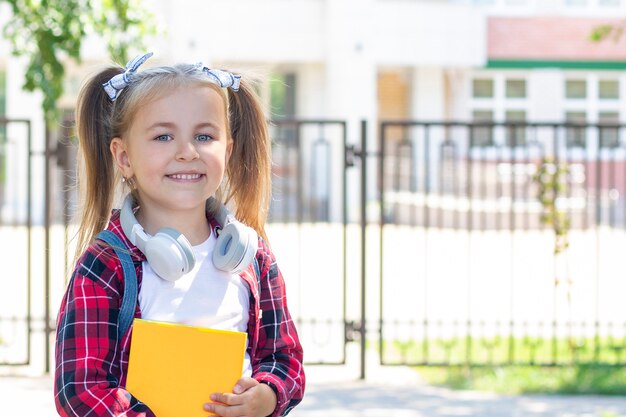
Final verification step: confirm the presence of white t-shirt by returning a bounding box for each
[138,231,252,377]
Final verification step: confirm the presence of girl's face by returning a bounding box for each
[111,84,231,216]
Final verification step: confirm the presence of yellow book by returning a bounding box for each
[126,318,247,417]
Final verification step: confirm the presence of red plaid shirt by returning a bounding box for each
[54,211,305,417]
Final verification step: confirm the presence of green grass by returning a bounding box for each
[416,364,626,396]
[382,336,626,366]
[379,336,626,395]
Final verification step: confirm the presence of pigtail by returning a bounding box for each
[73,66,123,261]
[226,79,271,243]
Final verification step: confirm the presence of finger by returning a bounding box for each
[233,376,258,394]
[209,392,244,406]
[204,401,244,417]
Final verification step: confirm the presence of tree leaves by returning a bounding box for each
[590,22,625,43]
[2,0,155,122]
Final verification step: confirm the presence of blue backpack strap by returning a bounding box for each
[96,230,138,341]
[251,248,263,295]
[252,256,260,282]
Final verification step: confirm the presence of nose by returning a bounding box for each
[176,139,199,161]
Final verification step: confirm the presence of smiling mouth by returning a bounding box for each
[167,173,204,180]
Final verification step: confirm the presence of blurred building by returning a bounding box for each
[0,0,625,223]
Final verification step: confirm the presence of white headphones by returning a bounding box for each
[119,194,258,282]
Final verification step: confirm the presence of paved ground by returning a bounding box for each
[3,359,626,417]
[290,363,626,417]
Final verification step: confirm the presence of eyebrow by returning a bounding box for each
[146,122,220,131]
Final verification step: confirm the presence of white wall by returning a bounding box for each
[412,67,446,121]
[528,69,562,122]
[151,0,326,64]
[147,0,485,67]
[371,1,486,67]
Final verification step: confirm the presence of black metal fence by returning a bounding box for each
[377,121,626,366]
[2,118,626,373]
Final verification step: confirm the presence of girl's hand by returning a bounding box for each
[204,377,277,417]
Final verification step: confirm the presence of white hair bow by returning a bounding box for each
[102,52,154,101]
[194,63,241,92]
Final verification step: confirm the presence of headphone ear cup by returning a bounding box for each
[213,222,258,274]
[144,227,195,282]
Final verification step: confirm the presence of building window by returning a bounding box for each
[505,79,526,99]
[566,111,587,148]
[565,80,587,99]
[472,79,494,98]
[505,110,527,146]
[471,110,494,147]
[469,74,530,147]
[599,111,620,148]
[599,79,619,100]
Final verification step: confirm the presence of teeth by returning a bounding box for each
[169,174,201,180]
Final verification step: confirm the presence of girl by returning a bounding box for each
[54,53,305,417]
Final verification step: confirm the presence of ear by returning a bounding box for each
[110,137,134,178]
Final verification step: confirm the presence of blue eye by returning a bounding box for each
[196,134,213,142]
[155,134,172,142]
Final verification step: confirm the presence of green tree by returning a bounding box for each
[534,157,577,351]
[2,0,156,122]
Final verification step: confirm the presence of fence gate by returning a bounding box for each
[268,119,366,369]
[0,118,33,367]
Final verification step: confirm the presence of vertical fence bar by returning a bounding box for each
[342,121,348,365]
[551,124,559,365]
[424,124,432,363]
[359,120,367,380]
[594,124,602,363]
[27,120,32,365]
[44,122,52,373]
[378,122,385,366]
[508,124,517,364]
[466,123,474,366]
[296,123,303,223]
[594,125,602,363]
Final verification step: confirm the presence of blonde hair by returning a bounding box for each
[73,62,271,261]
